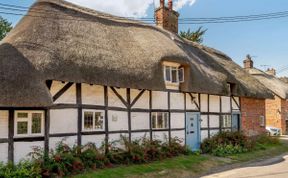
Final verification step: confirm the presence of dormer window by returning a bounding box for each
[164,64,184,84]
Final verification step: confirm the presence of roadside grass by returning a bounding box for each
[75,142,288,178]
[228,142,288,162]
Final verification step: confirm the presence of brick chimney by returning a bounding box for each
[155,0,179,33]
[243,55,254,69]
[266,68,276,76]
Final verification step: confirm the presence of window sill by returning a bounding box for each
[14,134,44,138]
[82,130,105,132]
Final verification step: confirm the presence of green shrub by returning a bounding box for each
[201,131,281,157]
[255,134,280,145]
[0,161,41,178]
[212,144,248,157]
[0,136,190,178]
[201,132,255,156]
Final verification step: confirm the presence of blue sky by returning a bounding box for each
[1,0,288,76]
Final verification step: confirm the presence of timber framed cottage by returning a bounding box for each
[0,0,272,163]
[244,56,288,135]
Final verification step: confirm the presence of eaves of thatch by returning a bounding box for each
[0,0,273,107]
[246,68,288,99]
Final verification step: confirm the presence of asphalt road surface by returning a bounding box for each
[202,155,288,178]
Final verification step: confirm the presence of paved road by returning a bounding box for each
[202,155,288,178]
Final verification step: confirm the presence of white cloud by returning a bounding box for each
[66,0,196,18]
[174,0,196,11]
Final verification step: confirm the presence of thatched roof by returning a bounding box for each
[246,68,288,99]
[280,77,288,84]
[0,0,273,107]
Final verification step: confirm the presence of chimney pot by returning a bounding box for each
[160,0,165,8]
[243,54,254,69]
[168,0,173,10]
[155,0,179,33]
[266,68,276,76]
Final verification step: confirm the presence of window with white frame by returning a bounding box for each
[164,66,184,84]
[152,112,169,129]
[83,110,104,131]
[15,111,44,137]
[260,116,265,127]
[222,115,232,128]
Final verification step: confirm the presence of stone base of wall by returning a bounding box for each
[240,97,266,136]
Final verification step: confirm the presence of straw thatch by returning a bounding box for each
[0,0,273,107]
[280,77,288,84]
[246,68,288,99]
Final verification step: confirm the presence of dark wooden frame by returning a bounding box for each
[2,82,239,163]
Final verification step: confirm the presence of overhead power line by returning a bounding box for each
[1,2,288,24]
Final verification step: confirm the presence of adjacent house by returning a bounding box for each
[244,55,288,135]
[280,77,288,84]
[0,0,273,163]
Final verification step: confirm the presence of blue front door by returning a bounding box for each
[186,112,201,151]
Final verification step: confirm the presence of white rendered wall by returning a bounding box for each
[152,131,169,142]
[201,115,208,128]
[131,132,150,141]
[232,97,240,110]
[108,111,128,131]
[0,143,8,164]
[209,95,220,113]
[170,113,185,129]
[131,90,149,109]
[0,111,8,138]
[108,133,129,148]
[108,88,126,108]
[152,91,168,109]
[170,93,184,110]
[210,115,220,128]
[51,81,76,104]
[82,135,106,148]
[200,94,208,112]
[49,136,77,150]
[82,84,104,105]
[14,141,44,163]
[131,112,149,130]
[171,130,185,145]
[221,96,231,113]
[201,130,208,141]
[50,109,78,134]
[186,93,199,110]
[210,129,220,137]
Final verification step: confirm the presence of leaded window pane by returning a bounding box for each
[171,67,178,83]
[32,113,42,134]
[222,115,232,128]
[17,121,28,135]
[84,112,93,130]
[165,66,171,81]
[157,113,163,128]
[152,113,157,129]
[95,112,104,130]
[164,113,169,128]
[179,68,184,82]
[17,113,28,118]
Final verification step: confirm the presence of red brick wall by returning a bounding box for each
[281,99,288,134]
[240,97,266,136]
[265,96,283,133]
[155,7,179,33]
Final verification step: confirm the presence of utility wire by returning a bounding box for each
[1,2,288,24]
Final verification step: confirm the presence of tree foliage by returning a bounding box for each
[180,27,207,44]
[0,16,12,41]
